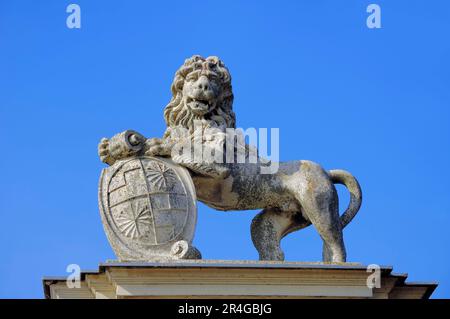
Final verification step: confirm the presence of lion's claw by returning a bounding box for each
[144,138,171,157]
[98,138,115,165]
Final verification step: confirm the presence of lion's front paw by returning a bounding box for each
[98,138,115,165]
[144,138,172,157]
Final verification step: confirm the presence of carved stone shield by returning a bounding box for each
[99,156,199,261]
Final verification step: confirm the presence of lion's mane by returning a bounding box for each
[163,55,236,132]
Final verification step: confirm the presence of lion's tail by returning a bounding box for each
[328,169,362,228]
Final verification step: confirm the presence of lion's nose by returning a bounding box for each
[196,76,210,91]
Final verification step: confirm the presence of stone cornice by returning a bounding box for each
[43,260,437,299]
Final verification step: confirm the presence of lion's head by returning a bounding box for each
[164,55,235,132]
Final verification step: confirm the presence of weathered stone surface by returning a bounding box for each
[98,55,363,262]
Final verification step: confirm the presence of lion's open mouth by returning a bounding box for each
[186,97,214,114]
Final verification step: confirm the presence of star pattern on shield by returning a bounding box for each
[116,203,152,239]
[145,161,177,190]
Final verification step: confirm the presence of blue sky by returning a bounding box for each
[0,0,449,298]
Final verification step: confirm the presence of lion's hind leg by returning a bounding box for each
[297,183,346,263]
[251,209,309,261]
[294,161,347,263]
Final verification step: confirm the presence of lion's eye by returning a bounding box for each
[186,74,197,81]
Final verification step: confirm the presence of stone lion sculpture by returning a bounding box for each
[98,55,362,262]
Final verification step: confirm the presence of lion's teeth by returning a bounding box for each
[189,98,209,107]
